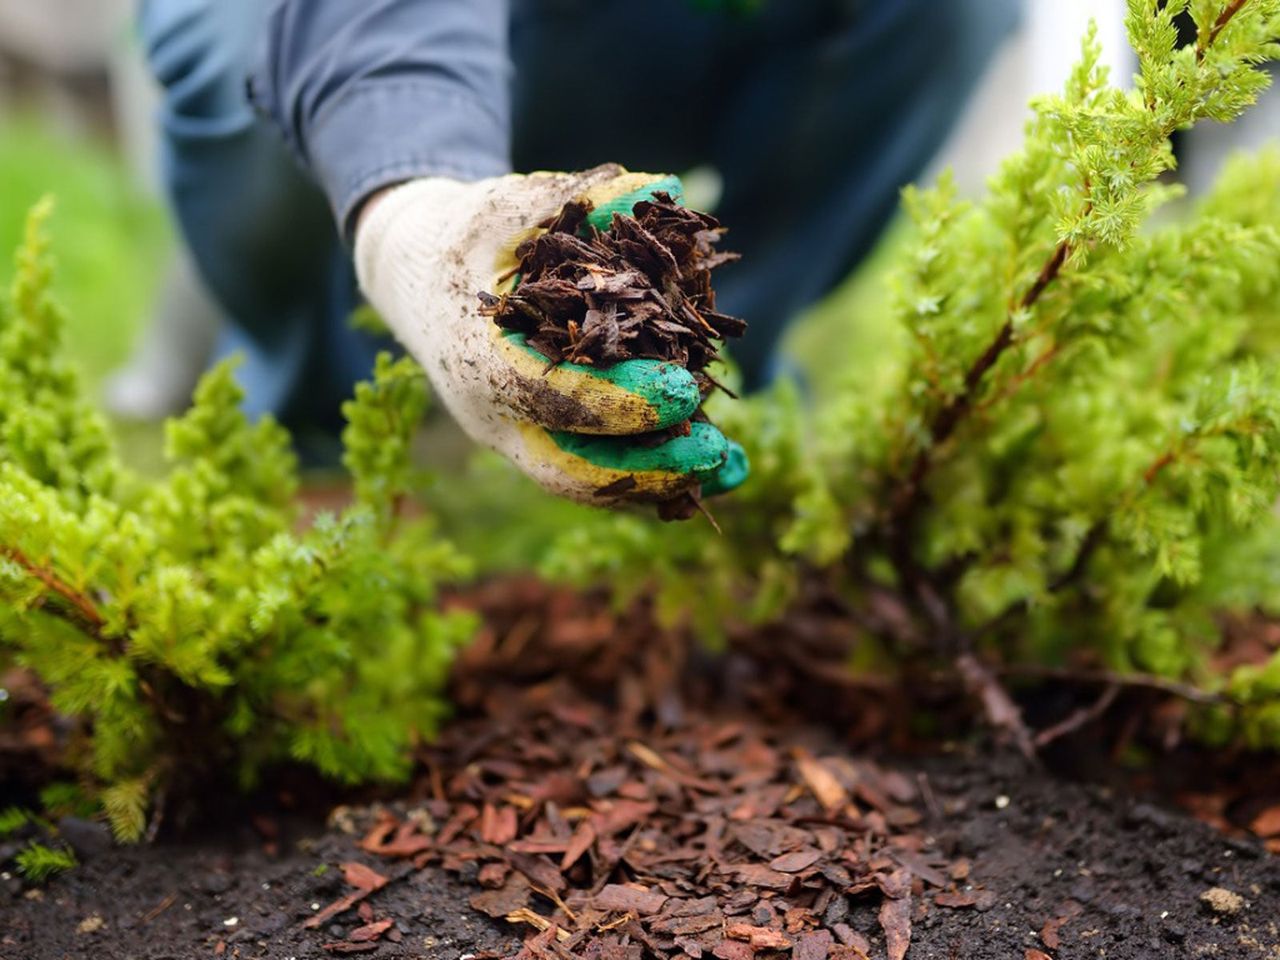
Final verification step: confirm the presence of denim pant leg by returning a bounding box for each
[512,0,1021,390]
[139,0,378,433]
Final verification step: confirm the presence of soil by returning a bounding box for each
[5,751,1277,960]
[3,581,1279,960]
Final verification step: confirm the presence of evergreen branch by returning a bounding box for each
[973,442,1188,644]
[1143,450,1177,485]
[1197,0,1250,61]
[887,241,1070,537]
[882,0,1258,559]
[1,544,105,634]
[975,340,1064,415]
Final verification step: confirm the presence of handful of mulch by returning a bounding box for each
[479,193,744,379]
[478,193,745,520]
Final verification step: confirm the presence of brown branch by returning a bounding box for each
[1034,683,1121,749]
[976,341,1063,414]
[957,652,1036,757]
[1,544,105,633]
[1197,0,1250,61]
[1018,239,1072,313]
[999,663,1235,706]
[1143,450,1176,486]
[887,240,1070,534]
[878,240,1073,642]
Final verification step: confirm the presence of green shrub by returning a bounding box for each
[540,1,1280,743]
[0,202,474,840]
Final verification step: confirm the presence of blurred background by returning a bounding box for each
[0,0,1275,441]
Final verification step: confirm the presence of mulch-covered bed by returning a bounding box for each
[3,579,1280,960]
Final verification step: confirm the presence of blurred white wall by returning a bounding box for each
[936,0,1279,197]
[931,0,1133,194]
[0,0,129,72]
[0,0,160,188]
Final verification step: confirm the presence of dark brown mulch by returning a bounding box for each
[478,194,744,376]
[3,580,1279,960]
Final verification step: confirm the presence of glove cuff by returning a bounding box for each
[353,177,473,310]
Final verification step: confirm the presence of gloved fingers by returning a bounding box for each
[490,168,683,274]
[702,439,750,497]
[514,420,731,504]
[581,173,686,231]
[493,332,701,435]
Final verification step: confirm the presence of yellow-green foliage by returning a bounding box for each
[0,207,474,839]
[541,1,1280,745]
[14,842,77,883]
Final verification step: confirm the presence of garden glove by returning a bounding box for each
[354,164,749,506]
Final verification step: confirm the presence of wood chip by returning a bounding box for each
[794,929,834,960]
[769,849,823,873]
[594,884,669,916]
[470,876,532,918]
[934,892,979,909]
[725,923,793,950]
[795,751,849,812]
[878,896,911,960]
[1250,804,1280,838]
[348,919,394,943]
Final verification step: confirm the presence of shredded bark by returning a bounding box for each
[313,581,991,960]
[479,194,744,379]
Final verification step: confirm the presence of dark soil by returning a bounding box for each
[3,582,1279,960]
[4,751,1277,960]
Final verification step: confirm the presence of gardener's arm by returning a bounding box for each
[251,1,746,507]
[250,0,512,237]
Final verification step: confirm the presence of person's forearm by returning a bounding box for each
[249,0,513,238]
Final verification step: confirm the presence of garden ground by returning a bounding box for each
[3,579,1279,960]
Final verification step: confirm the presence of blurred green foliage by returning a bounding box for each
[0,118,167,384]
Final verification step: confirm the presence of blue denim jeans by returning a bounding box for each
[140,0,1020,432]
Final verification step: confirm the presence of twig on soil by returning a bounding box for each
[1034,683,1122,749]
[999,664,1236,707]
[140,892,178,925]
[916,773,943,823]
[956,653,1037,758]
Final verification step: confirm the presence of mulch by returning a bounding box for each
[301,579,1280,960]
[336,618,952,960]
[479,194,744,377]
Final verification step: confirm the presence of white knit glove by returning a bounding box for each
[354,164,747,506]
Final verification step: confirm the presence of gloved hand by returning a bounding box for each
[354,164,748,507]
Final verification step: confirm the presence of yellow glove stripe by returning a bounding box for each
[516,424,696,502]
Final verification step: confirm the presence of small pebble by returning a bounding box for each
[77,914,105,934]
[1200,887,1244,915]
